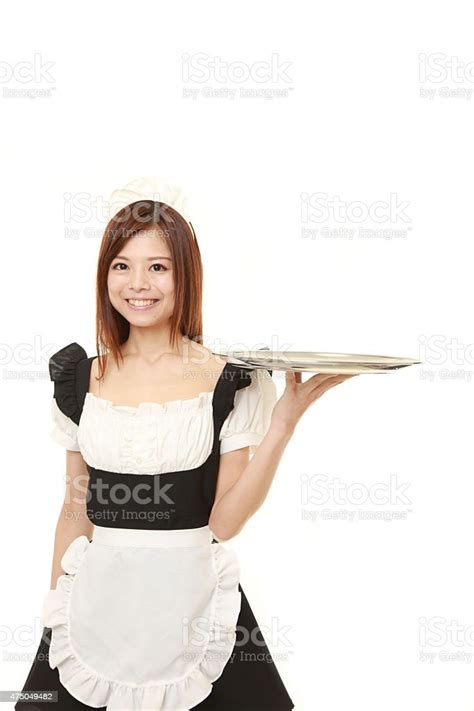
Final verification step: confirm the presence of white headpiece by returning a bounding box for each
[108,176,193,226]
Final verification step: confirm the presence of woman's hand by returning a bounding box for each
[270,370,359,436]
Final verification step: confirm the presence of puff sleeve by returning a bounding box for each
[219,368,278,456]
[48,341,88,452]
[50,398,81,451]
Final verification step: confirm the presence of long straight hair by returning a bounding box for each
[94,199,203,381]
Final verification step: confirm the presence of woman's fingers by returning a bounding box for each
[293,371,356,390]
[285,369,302,385]
[284,370,358,405]
[300,373,358,403]
[275,371,359,429]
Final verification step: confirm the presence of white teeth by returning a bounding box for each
[127,299,158,306]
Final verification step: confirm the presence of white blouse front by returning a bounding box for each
[50,368,278,472]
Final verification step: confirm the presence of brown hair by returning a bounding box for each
[94,199,203,381]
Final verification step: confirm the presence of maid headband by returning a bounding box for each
[108,176,193,228]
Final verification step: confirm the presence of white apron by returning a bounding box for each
[41,524,242,711]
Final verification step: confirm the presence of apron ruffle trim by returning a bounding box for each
[41,534,242,711]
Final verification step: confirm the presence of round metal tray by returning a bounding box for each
[212,350,422,374]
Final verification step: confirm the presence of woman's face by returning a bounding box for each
[107,225,175,326]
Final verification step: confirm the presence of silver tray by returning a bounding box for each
[212,349,422,374]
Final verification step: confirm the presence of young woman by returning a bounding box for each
[16,178,356,710]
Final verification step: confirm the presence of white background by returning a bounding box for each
[1,1,473,709]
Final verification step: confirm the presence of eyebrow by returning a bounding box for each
[113,255,172,261]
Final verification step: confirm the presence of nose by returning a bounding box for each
[128,266,151,291]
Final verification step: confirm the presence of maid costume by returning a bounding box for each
[16,341,295,711]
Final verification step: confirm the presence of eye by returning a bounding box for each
[111,262,168,272]
[111,262,127,271]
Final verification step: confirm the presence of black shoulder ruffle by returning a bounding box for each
[49,342,88,425]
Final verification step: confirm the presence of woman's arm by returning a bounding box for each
[209,370,358,541]
[50,450,93,588]
[209,421,293,541]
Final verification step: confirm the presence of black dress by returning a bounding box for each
[15,342,295,711]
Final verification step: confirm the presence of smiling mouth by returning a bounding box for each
[125,298,160,309]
